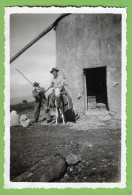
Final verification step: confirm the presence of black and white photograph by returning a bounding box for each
[4,7,126,188]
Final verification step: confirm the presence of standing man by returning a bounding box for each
[48,68,73,110]
[32,82,52,123]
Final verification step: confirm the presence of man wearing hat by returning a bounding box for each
[32,82,52,123]
[48,68,73,110]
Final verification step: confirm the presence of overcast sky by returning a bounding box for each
[10,14,60,103]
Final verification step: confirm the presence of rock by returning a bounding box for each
[20,114,30,127]
[96,103,106,109]
[12,154,66,182]
[10,110,20,127]
[20,114,27,121]
[66,154,81,165]
[20,119,30,128]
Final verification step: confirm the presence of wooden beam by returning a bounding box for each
[10,14,71,63]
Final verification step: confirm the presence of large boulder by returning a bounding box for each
[12,154,66,182]
[10,110,20,127]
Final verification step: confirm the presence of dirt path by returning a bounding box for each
[10,123,121,182]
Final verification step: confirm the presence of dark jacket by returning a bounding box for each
[32,87,46,102]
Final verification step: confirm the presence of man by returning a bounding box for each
[32,82,52,123]
[48,68,73,110]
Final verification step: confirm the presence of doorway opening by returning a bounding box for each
[84,67,109,110]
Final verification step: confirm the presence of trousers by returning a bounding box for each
[48,88,73,110]
[34,98,51,122]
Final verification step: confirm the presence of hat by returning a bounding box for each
[33,82,39,87]
[50,68,59,74]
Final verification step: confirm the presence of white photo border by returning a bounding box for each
[4,6,127,189]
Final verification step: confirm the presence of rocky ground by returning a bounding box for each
[10,111,121,182]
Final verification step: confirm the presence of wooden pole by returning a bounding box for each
[15,67,52,92]
[45,86,51,93]
[15,68,33,86]
[10,14,70,63]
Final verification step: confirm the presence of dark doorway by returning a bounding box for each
[84,67,108,110]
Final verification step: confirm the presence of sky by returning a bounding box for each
[10,14,60,104]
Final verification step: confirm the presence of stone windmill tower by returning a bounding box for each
[55,14,121,117]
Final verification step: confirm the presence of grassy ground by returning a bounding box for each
[10,122,121,182]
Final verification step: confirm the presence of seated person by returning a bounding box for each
[48,68,73,110]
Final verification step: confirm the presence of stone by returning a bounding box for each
[20,119,30,128]
[66,154,81,165]
[20,114,30,127]
[96,103,106,109]
[20,114,27,121]
[10,110,20,127]
[12,154,66,182]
